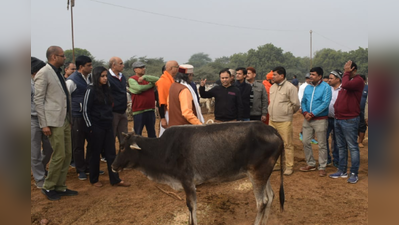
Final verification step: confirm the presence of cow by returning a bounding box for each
[112,121,285,225]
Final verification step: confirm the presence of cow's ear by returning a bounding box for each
[122,132,131,139]
[130,143,141,150]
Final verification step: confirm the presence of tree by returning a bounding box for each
[64,48,105,68]
[187,52,212,68]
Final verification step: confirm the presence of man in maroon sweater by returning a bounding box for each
[329,60,365,184]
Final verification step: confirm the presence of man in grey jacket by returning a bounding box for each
[34,46,78,201]
[31,57,53,189]
[246,67,268,121]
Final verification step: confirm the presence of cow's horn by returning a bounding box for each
[130,144,141,150]
[122,132,129,138]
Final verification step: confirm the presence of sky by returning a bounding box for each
[30,0,370,64]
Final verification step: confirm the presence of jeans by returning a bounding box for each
[335,117,360,175]
[133,111,156,138]
[326,118,340,165]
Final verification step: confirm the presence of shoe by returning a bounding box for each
[273,166,281,171]
[92,182,103,187]
[41,189,60,201]
[347,173,359,184]
[55,189,78,196]
[99,170,105,175]
[329,170,348,179]
[284,169,293,176]
[299,165,316,172]
[319,170,327,177]
[78,172,87,180]
[311,139,318,144]
[70,162,76,168]
[35,180,44,189]
[101,157,107,163]
[327,162,333,167]
[299,133,303,141]
[113,180,131,187]
[358,143,364,148]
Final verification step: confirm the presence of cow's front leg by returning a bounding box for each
[183,183,197,225]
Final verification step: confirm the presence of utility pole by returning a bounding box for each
[68,0,76,62]
[310,30,313,69]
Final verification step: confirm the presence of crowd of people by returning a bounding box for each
[31,45,368,201]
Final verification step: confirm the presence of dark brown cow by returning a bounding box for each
[112,121,284,225]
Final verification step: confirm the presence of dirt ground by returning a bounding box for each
[31,111,368,225]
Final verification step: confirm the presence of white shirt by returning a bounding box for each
[108,68,123,80]
[328,85,342,118]
[66,73,92,94]
[298,82,309,104]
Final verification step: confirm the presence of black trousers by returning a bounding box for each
[88,125,121,185]
[71,117,90,173]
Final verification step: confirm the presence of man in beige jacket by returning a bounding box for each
[268,66,300,175]
[34,46,78,201]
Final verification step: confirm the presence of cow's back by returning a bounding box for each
[161,121,282,184]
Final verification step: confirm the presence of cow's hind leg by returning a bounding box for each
[248,174,274,225]
[183,183,198,225]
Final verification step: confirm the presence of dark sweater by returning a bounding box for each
[199,85,243,121]
[235,80,251,118]
[334,73,365,120]
[107,72,127,114]
[83,85,114,129]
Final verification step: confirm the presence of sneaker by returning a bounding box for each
[35,180,44,189]
[78,172,87,180]
[41,189,60,201]
[99,170,105,175]
[329,170,348,179]
[299,133,303,141]
[347,173,359,184]
[311,139,318,144]
[299,165,316,172]
[284,169,293,176]
[101,157,107,163]
[55,189,78,196]
[70,162,76,168]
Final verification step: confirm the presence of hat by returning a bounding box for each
[31,57,46,75]
[330,70,343,80]
[132,61,145,68]
[266,71,273,80]
[228,69,236,76]
[305,73,310,79]
[179,64,194,74]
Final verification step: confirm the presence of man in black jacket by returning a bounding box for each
[199,68,243,122]
[235,67,251,121]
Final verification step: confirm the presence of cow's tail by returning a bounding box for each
[279,139,285,212]
[274,129,285,212]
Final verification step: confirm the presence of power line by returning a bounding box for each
[87,0,305,33]
[313,31,352,50]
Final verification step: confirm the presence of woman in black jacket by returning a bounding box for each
[83,66,130,187]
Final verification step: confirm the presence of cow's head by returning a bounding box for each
[111,132,142,173]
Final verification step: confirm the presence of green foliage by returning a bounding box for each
[187,52,212,68]
[64,48,106,68]
[64,45,368,84]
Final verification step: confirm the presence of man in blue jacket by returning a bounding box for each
[299,67,332,177]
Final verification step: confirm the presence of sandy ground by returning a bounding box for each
[31,111,368,225]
